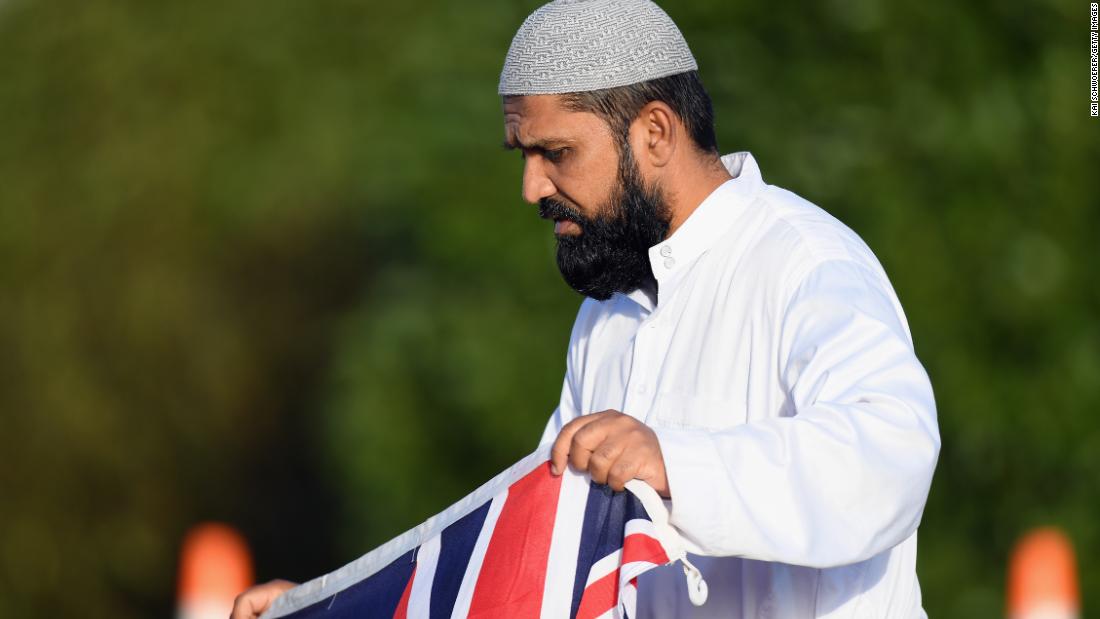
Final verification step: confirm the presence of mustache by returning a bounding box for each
[538,197,585,222]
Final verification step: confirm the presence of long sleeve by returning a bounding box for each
[654,258,940,568]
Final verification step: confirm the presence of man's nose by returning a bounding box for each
[521,157,556,204]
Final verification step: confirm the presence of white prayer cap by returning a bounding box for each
[498,0,698,96]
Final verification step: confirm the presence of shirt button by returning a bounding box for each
[660,245,673,257]
[663,257,676,269]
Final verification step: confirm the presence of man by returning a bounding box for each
[234,0,940,617]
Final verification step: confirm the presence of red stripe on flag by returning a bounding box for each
[622,532,669,566]
[576,569,618,619]
[467,463,562,618]
[392,565,415,619]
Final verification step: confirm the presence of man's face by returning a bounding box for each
[503,95,670,300]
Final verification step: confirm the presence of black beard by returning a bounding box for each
[539,148,671,301]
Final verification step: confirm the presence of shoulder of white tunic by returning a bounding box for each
[719,183,891,293]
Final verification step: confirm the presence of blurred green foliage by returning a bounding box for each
[0,0,1097,616]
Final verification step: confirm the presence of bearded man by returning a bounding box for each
[234,1,940,617]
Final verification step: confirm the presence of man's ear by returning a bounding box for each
[630,101,678,168]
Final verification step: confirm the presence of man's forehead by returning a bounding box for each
[502,95,601,147]
[503,95,563,129]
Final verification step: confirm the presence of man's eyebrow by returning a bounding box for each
[502,137,572,152]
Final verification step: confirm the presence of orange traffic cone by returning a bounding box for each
[177,522,254,619]
[1007,527,1080,619]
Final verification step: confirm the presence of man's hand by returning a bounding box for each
[230,579,296,619]
[550,410,670,497]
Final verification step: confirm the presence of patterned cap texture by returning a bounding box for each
[498,0,698,95]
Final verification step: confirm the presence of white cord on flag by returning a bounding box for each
[679,555,709,606]
[624,480,709,607]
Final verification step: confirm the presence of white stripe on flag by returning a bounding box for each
[406,534,440,618]
[621,518,670,586]
[449,491,508,619]
[539,468,591,619]
[621,561,660,585]
[623,518,657,539]
[585,548,623,588]
[619,581,638,619]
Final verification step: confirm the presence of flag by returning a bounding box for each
[261,445,707,619]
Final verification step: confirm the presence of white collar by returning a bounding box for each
[624,151,765,311]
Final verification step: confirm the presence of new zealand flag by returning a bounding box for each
[261,446,705,619]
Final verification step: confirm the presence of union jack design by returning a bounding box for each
[261,445,705,619]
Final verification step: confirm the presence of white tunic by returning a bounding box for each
[540,152,940,618]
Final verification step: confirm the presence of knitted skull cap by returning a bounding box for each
[499,0,698,96]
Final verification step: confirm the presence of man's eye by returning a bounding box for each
[544,148,567,162]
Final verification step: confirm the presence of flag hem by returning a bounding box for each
[262,443,557,618]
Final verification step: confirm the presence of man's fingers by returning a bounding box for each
[550,418,585,475]
[606,458,639,491]
[230,580,296,619]
[567,413,626,482]
[578,440,625,484]
[550,410,660,492]
[550,412,610,475]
